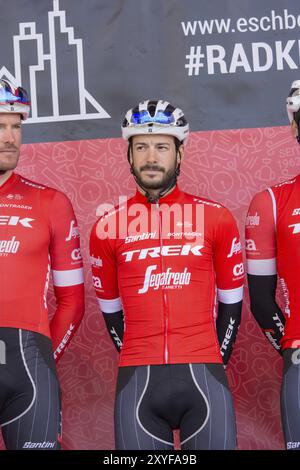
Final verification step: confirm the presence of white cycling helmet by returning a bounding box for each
[122,99,189,143]
[0,79,30,120]
[286,80,300,124]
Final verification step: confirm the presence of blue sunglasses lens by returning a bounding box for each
[0,84,29,105]
[131,110,174,125]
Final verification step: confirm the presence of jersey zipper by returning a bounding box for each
[156,200,169,364]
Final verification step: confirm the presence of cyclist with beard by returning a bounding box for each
[246,80,300,450]
[90,100,244,450]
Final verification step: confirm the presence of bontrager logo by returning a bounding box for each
[23,441,56,449]
[0,236,20,254]
[139,265,191,294]
[122,244,204,262]
[0,215,34,228]
[0,0,110,124]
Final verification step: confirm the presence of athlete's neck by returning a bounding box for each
[0,170,13,187]
[136,184,176,201]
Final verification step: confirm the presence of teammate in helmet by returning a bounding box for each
[122,100,188,202]
[246,80,300,450]
[90,99,244,450]
[0,79,85,450]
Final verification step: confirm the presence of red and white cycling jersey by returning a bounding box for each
[246,174,300,349]
[0,172,85,361]
[90,186,244,366]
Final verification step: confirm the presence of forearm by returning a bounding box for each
[216,300,242,364]
[247,273,285,353]
[102,310,124,352]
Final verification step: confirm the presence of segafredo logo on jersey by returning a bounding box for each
[0,215,34,228]
[139,265,191,294]
[245,212,260,226]
[0,236,20,255]
[122,244,204,262]
[227,237,242,258]
[65,220,80,241]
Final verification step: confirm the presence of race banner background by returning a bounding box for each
[1,0,300,450]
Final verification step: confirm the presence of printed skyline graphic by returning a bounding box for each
[0,0,110,124]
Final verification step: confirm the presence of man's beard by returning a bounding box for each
[133,164,177,191]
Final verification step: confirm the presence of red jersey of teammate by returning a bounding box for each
[246,174,300,350]
[0,173,85,361]
[90,186,244,367]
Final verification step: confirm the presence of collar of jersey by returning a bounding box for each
[0,171,19,195]
[134,185,183,204]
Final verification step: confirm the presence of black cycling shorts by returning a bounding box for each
[281,349,300,451]
[114,363,237,450]
[0,328,61,450]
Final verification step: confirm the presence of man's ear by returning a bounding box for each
[291,119,298,139]
[177,145,184,165]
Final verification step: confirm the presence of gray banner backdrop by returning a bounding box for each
[1,0,299,143]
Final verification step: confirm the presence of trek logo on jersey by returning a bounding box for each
[220,317,236,356]
[23,441,56,449]
[139,265,191,294]
[245,239,257,251]
[110,326,122,349]
[227,237,242,258]
[0,236,20,255]
[53,323,75,359]
[245,212,260,226]
[122,244,204,262]
[0,215,34,228]
[71,248,82,261]
[288,223,300,234]
[292,208,300,216]
[65,220,80,241]
[93,276,102,289]
[233,263,244,277]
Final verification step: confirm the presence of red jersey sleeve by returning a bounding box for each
[89,218,122,314]
[48,191,85,361]
[213,208,244,304]
[245,190,277,275]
